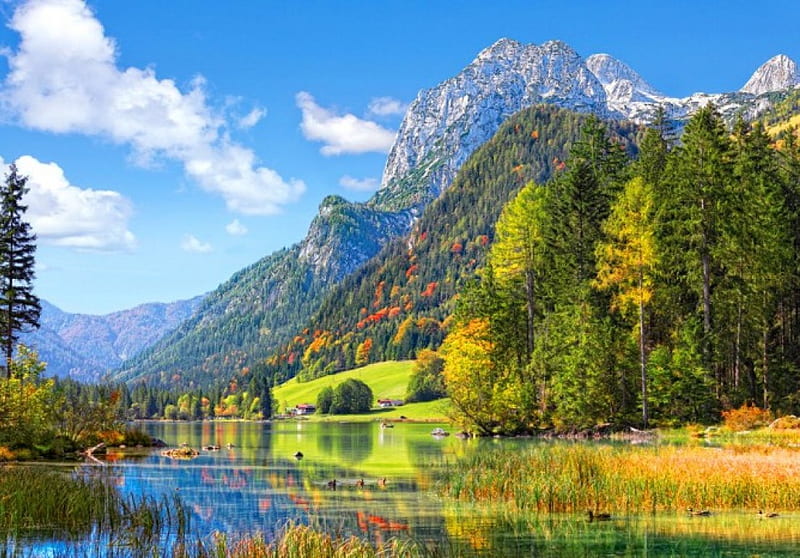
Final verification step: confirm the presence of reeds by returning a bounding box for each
[436,443,800,513]
[182,524,434,558]
[0,466,116,535]
[0,465,190,556]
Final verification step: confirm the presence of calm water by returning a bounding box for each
[11,421,800,556]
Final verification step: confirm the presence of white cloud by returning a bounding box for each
[339,175,380,192]
[181,234,212,253]
[367,96,408,117]
[296,91,396,156]
[225,218,248,236]
[238,107,265,129]
[1,0,304,215]
[8,155,136,252]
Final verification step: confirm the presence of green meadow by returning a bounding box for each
[272,360,452,422]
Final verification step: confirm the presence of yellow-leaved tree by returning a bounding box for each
[594,176,657,426]
[442,318,526,434]
[490,182,549,356]
[0,345,55,448]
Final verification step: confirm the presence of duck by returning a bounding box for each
[293,451,303,460]
[587,510,611,522]
[355,478,365,488]
[377,477,387,487]
[758,510,779,518]
[327,479,337,490]
[687,507,711,516]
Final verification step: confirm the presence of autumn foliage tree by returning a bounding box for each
[595,176,657,426]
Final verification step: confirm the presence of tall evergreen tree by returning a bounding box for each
[636,106,673,187]
[725,120,788,406]
[661,105,733,380]
[547,117,629,300]
[0,165,41,379]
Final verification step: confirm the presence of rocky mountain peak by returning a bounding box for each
[374,38,609,212]
[475,37,524,61]
[741,54,800,95]
[585,53,661,99]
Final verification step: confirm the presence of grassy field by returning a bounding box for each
[272,360,451,422]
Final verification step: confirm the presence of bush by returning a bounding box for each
[330,379,373,414]
[722,403,773,432]
[0,446,14,461]
[769,415,800,429]
[121,427,154,446]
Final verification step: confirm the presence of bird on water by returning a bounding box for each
[687,507,711,516]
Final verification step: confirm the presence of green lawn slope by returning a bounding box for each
[272,360,450,422]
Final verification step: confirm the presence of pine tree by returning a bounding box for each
[547,118,629,300]
[661,105,733,378]
[636,105,673,187]
[725,119,788,406]
[0,165,41,378]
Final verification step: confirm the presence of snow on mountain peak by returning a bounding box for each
[585,53,662,104]
[376,39,800,215]
[476,37,523,61]
[741,54,800,95]
[376,38,609,210]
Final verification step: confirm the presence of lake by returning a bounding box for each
[10,421,800,556]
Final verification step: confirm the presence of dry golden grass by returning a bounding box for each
[438,443,800,513]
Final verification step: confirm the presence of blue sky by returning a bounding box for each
[1,0,798,315]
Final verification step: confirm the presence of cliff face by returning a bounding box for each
[741,54,800,96]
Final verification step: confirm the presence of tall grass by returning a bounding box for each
[184,524,439,558]
[436,443,800,513]
[0,466,118,535]
[0,465,190,555]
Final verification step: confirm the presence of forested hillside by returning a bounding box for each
[263,106,640,383]
[442,106,800,434]
[764,88,800,138]
[112,201,409,388]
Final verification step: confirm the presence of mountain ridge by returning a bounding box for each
[21,296,204,381]
[110,38,800,389]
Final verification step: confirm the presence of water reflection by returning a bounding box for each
[315,422,373,463]
[117,421,448,549]
[8,422,800,556]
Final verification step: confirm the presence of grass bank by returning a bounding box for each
[192,524,431,558]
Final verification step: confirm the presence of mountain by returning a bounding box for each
[585,53,665,109]
[373,39,610,212]
[741,54,800,95]
[267,106,639,381]
[112,38,799,389]
[112,199,409,387]
[21,297,203,381]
